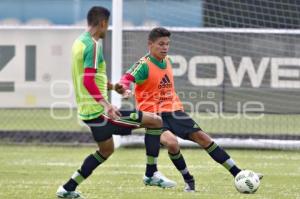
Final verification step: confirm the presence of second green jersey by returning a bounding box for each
[126,54,172,84]
[72,32,107,120]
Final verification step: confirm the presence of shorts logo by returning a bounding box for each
[158,74,172,89]
[193,123,199,128]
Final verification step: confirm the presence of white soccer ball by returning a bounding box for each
[234,170,260,194]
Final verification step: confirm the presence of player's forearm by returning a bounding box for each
[119,73,135,89]
[83,68,104,101]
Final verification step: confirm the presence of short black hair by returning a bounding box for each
[148,27,171,42]
[87,6,110,26]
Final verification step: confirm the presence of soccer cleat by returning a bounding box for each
[184,176,195,192]
[56,185,83,199]
[143,171,177,188]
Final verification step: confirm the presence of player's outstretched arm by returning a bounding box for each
[113,73,135,98]
[119,73,135,90]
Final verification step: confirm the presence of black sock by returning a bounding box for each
[168,151,193,181]
[205,142,241,177]
[63,151,106,191]
[144,128,161,177]
[63,179,78,192]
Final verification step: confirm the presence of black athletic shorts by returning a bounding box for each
[160,110,202,140]
[83,110,143,142]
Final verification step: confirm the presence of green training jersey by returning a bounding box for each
[126,54,172,84]
[72,32,108,120]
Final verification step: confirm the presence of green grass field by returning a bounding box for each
[0,145,300,199]
[1,108,300,135]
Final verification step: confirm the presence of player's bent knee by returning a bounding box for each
[152,115,163,128]
[164,137,179,153]
[142,113,163,128]
[167,142,179,153]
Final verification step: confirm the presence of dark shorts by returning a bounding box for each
[160,110,202,140]
[83,110,143,142]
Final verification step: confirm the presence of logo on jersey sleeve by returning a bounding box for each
[158,74,172,89]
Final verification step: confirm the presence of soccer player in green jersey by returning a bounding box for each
[118,27,263,192]
[56,7,174,199]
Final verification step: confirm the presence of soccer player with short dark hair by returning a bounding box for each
[118,27,263,192]
[56,7,170,198]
